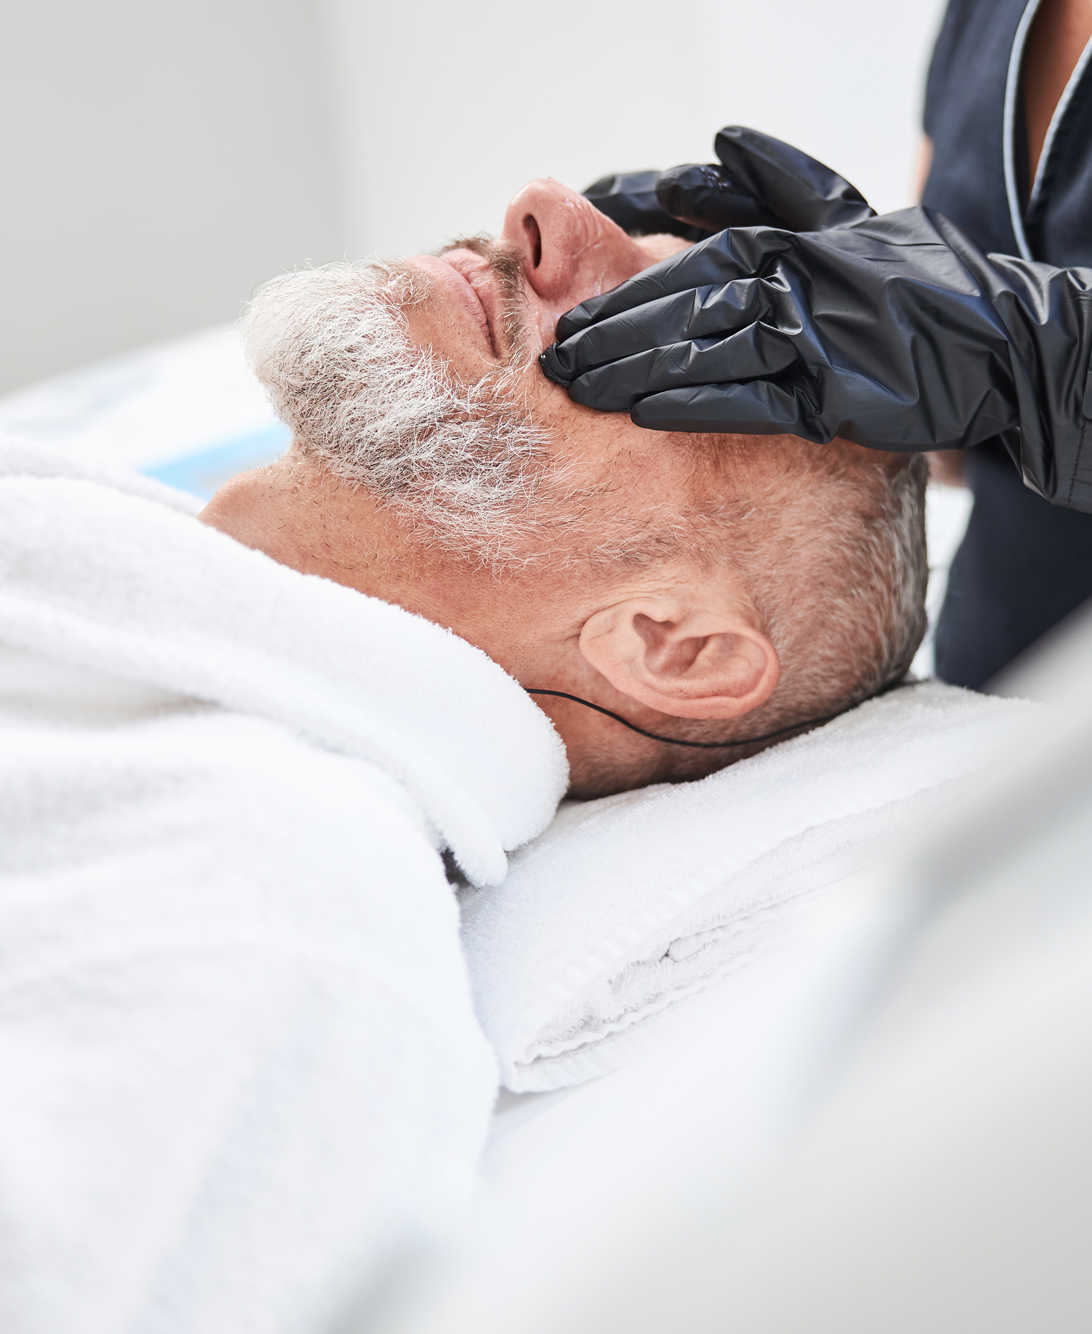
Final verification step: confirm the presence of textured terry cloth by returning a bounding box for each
[0,438,567,1334]
[460,682,1042,1092]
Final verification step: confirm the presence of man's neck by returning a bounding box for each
[197,451,564,672]
[199,452,440,612]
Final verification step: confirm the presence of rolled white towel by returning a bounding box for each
[461,681,1042,1091]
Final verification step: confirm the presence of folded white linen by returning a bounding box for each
[0,439,568,1333]
[0,435,567,884]
[461,682,1042,1092]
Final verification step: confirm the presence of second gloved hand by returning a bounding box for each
[581,127,875,241]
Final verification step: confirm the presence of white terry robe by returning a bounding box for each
[0,439,569,1334]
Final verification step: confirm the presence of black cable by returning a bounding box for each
[525,689,849,749]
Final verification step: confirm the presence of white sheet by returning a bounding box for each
[386,870,903,1334]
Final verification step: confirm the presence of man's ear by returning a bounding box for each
[578,593,779,720]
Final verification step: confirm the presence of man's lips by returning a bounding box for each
[406,252,500,358]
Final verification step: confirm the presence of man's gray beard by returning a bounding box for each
[242,260,561,564]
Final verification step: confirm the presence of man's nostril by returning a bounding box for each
[523,214,542,269]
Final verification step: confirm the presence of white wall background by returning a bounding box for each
[0,0,949,395]
[0,0,345,395]
[330,0,950,259]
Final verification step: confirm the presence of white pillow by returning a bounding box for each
[460,682,1040,1092]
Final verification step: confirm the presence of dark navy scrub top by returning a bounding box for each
[923,0,1092,689]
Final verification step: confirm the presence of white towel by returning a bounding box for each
[461,682,1042,1091]
[0,439,568,1333]
[0,435,567,884]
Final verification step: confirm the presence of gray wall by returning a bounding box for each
[0,0,345,393]
[1,0,948,395]
[327,0,949,263]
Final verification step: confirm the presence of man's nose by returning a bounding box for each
[502,180,605,304]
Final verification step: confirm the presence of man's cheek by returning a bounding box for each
[634,235,694,266]
[518,296,559,355]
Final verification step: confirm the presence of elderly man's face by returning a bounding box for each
[381,177,709,578]
[399,182,695,506]
[213,177,926,797]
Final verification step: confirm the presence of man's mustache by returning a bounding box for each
[437,237,529,364]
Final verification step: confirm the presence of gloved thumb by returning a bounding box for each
[714,126,875,230]
[657,126,875,234]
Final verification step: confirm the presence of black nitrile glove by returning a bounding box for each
[546,129,1092,511]
[657,125,875,234]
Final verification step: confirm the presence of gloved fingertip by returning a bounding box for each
[554,309,587,341]
[629,398,683,431]
[538,345,573,387]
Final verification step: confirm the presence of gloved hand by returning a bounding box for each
[543,128,1092,510]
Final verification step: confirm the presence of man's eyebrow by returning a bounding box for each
[437,235,494,258]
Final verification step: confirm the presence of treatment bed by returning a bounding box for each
[3,330,1088,1334]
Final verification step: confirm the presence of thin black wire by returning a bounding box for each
[525,689,847,749]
